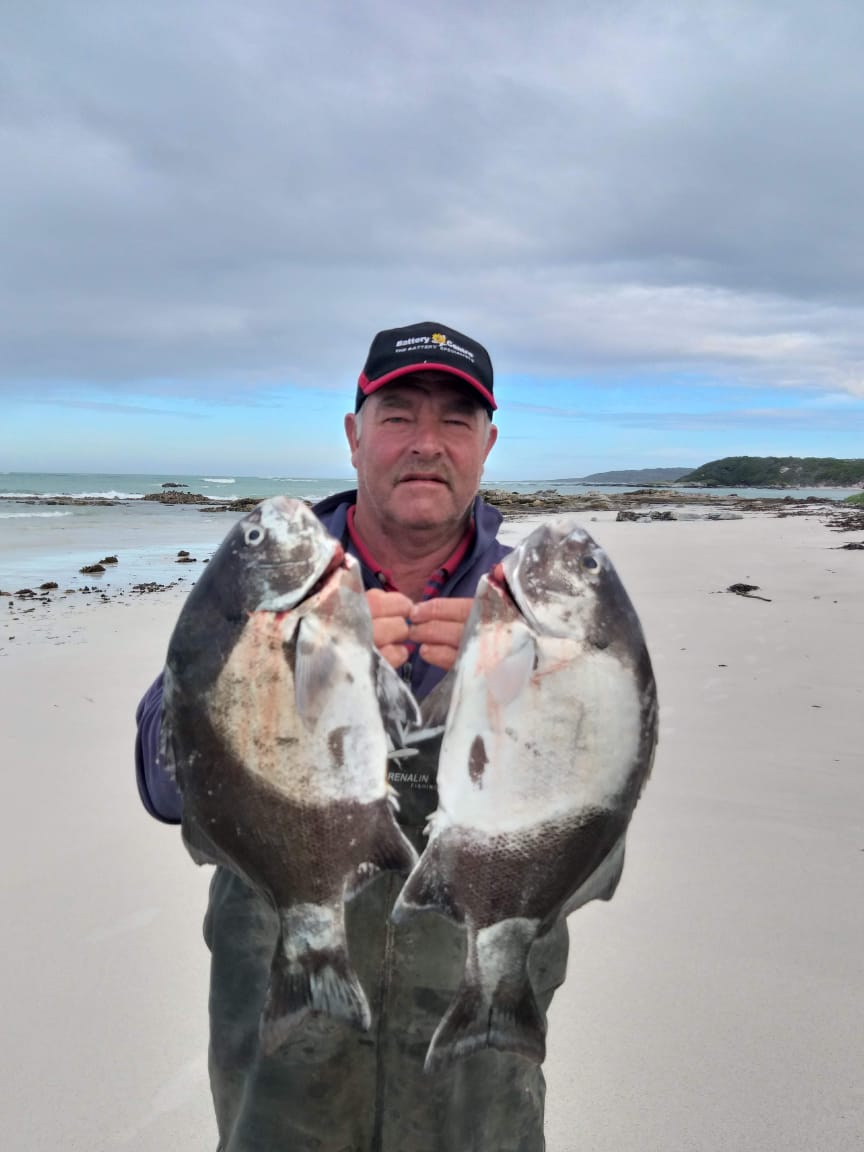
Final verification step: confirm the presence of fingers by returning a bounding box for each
[366,594,474,673]
[407,619,465,651]
[366,589,412,669]
[377,642,411,669]
[413,642,460,672]
[409,598,473,625]
[408,598,473,672]
[367,589,414,618]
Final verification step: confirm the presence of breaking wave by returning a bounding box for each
[0,510,73,519]
[202,477,236,484]
[0,490,143,500]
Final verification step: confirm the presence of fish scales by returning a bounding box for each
[393,516,658,1072]
[160,496,419,1054]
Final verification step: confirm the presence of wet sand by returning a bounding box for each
[1,509,861,1150]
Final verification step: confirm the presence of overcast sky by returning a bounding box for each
[3,0,864,478]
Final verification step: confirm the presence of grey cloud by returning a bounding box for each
[508,403,864,434]
[25,397,208,418]
[2,0,864,393]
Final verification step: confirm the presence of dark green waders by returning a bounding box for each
[203,740,570,1152]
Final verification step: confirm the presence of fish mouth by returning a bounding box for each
[259,542,347,610]
[489,555,543,630]
[288,542,348,602]
[487,561,520,608]
[309,543,348,593]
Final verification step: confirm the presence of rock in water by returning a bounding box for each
[393,516,658,1071]
[160,496,420,1053]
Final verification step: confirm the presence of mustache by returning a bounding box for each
[397,471,451,485]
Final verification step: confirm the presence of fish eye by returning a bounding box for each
[582,555,599,570]
[244,526,265,546]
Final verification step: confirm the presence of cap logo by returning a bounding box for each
[392,332,477,364]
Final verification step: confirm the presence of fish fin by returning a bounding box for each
[391,840,462,924]
[291,616,338,725]
[424,924,545,1072]
[485,629,537,708]
[368,803,419,875]
[419,671,455,730]
[374,652,422,755]
[561,833,627,916]
[259,920,371,1055]
[180,822,221,868]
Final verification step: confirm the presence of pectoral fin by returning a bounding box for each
[374,651,422,755]
[292,615,338,726]
[485,628,537,708]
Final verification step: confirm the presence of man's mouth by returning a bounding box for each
[399,474,448,485]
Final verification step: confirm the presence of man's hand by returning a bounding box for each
[366,589,413,669]
[408,598,473,672]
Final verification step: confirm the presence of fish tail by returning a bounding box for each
[390,840,462,924]
[424,975,546,1072]
[424,920,545,1072]
[259,905,371,1055]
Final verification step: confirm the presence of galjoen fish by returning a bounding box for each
[160,496,420,1053]
[392,516,658,1071]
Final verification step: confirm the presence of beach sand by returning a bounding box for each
[1,509,861,1150]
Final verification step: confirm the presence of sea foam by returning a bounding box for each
[0,511,73,519]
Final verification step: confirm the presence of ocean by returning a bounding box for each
[0,471,855,594]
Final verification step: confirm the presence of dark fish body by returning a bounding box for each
[393,517,658,1071]
[160,496,419,1053]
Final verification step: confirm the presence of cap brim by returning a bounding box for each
[357,363,496,411]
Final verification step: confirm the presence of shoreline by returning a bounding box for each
[3,490,862,610]
[3,500,861,656]
[2,484,862,510]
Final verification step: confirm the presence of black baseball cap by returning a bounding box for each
[355,321,496,415]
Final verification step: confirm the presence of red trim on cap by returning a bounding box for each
[357,363,497,411]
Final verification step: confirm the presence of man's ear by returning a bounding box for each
[483,422,498,463]
[344,412,360,466]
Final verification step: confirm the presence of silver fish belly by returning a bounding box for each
[393,516,658,1071]
[160,496,419,1053]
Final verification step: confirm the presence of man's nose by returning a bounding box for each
[410,415,444,454]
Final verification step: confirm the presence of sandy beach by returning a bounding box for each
[1,507,862,1151]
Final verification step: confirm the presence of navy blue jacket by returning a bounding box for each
[135,490,510,823]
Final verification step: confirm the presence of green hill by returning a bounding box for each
[680,456,864,488]
[554,467,691,485]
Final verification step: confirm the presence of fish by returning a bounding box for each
[159,495,420,1053]
[392,516,658,1071]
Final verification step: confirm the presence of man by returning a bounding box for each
[135,321,569,1151]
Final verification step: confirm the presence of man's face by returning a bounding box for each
[344,374,498,535]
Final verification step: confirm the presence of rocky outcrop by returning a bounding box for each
[616,509,743,522]
[142,491,211,505]
[199,497,267,512]
[482,489,616,514]
[3,496,120,507]
[481,487,824,518]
